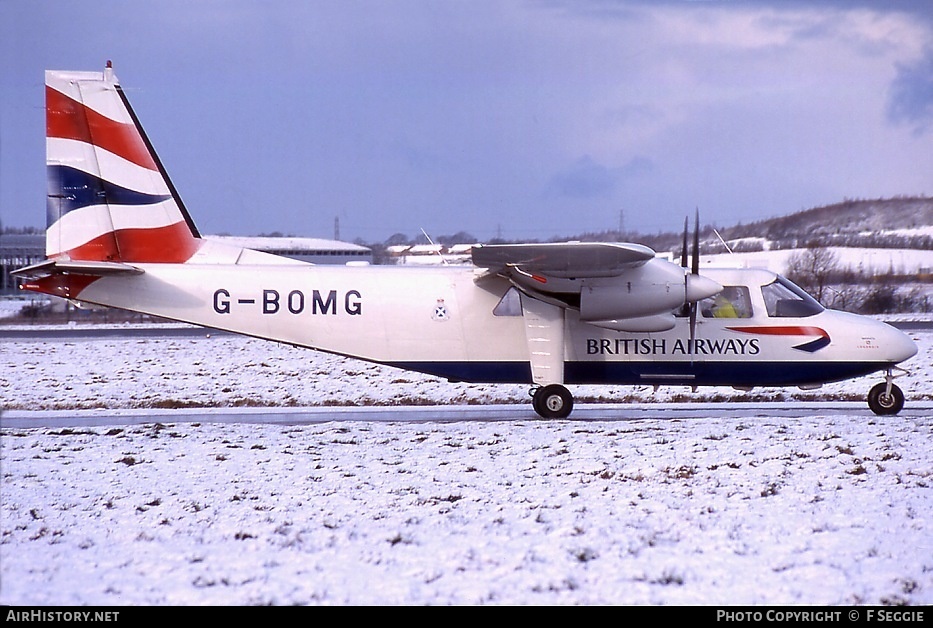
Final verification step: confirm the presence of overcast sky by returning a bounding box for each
[2,0,932,243]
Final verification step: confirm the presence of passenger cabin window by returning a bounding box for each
[700,286,753,319]
[761,276,824,317]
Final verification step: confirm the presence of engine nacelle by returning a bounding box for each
[586,313,676,332]
[579,259,686,321]
[505,256,722,323]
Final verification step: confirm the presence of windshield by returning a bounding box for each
[761,276,824,317]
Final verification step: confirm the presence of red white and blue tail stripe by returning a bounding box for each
[45,63,201,263]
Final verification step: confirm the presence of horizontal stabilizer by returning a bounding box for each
[472,242,655,278]
[12,259,143,280]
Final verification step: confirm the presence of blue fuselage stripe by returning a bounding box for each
[385,360,890,387]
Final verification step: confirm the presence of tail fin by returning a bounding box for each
[45,62,201,263]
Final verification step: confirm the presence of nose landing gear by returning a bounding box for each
[867,368,908,415]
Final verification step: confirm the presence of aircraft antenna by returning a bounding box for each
[420,228,449,266]
[713,228,734,254]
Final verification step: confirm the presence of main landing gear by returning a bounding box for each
[530,369,909,418]
[867,368,908,416]
[531,384,574,419]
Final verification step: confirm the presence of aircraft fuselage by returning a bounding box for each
[55,262,914,391]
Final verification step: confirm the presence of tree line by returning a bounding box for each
[785,246,931,315]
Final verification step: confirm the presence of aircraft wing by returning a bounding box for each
[471,240,714,334]
[471,242,655,278]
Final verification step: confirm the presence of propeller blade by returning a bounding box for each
[681,216,688,269]
[689,302,697,346]
[687,209,715,346]
[679,209,720,344]
[692,207,700,276]
[679,215,690,318]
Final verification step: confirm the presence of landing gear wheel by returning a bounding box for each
[868,382,904,415]
[532,384,574,419]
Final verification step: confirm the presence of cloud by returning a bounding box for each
[547,156,616,199]
[887,47,933,135]
[546,155,653,199]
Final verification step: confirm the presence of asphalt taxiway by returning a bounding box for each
[4,400,932,430]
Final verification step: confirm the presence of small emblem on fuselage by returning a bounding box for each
[432,299,449,321]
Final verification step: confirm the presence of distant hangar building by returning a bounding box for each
[0,234,44,295]
[0,234,372,295]
[202,236,372,265]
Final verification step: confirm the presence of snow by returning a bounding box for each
[2,327,932,605]
[880,225,933,239]
[0,299,48,320]
[2,324,931,410]
[700,247,933,276]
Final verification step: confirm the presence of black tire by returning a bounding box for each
[532,384,574,419]
[868,383,904,415]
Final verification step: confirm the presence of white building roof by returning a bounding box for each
[204,235,369,253]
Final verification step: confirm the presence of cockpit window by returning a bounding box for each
[700,286,753,319]
[761,276,824,317]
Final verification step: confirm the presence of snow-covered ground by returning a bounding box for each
[700,246,933,277]
[1,327,932,605]
[2,323,931,410]
[0,299,43,319]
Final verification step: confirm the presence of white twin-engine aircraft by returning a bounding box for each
[15,65,918,418]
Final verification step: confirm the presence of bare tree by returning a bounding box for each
[785,246,839,305]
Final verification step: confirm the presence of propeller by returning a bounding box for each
[680,209,722,344]
[692,207,700,277]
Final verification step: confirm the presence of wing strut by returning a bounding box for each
[519,293,565,386]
